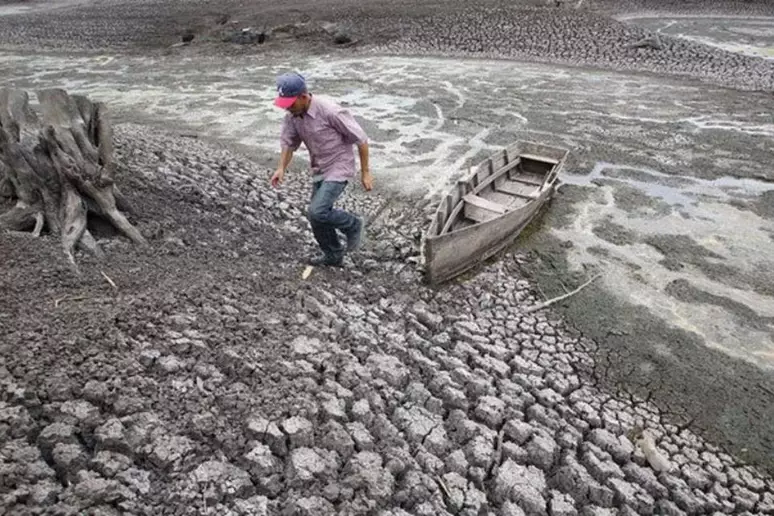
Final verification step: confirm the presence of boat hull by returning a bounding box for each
[422,140,568,285]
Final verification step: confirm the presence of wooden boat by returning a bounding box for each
[422,140,569,285]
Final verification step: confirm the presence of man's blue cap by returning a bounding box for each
[274,72,307,108]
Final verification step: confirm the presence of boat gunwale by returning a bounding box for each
[428,141,568,241]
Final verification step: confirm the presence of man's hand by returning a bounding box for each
[270,168,285,188]
[361,169,373,191]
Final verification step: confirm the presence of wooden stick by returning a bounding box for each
[101,270,117,290]
[524,273,602,313]
[55,295,87,308]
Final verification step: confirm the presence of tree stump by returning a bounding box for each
[0,87,146,270]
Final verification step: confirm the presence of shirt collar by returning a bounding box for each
[295,94,317,119]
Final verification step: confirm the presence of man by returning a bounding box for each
[270,72,373,267]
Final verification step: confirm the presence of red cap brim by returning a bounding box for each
[274,96,298,109]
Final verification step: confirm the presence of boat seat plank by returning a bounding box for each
[496,180,540,199]
[463,194,507,214]
[463,193,507,223]
[520,153,559,165]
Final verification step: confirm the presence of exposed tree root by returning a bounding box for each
[0,87,146,269]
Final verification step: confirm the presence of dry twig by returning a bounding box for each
[525,273,602,313]
[101,270,118,290]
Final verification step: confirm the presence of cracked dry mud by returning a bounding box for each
[2,126,773,515]
[2,0,774,514]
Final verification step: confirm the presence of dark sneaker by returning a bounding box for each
[345,217,364,252]
[308,254,343,267]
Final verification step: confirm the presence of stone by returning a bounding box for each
[758,491,774,512]
[346,422,374,452]
[503,419,534,445]
[37,422,77,456]
[441,385,469,410]
[393,406,443,446]
[72,471,133,505]
[588,429,634,463]
[535,388,563,408]
[494,460,547,514]
[292,336,323,355]
[622,462,668,498]
[321,421,355,457]
[526,432,558,470]
[607,478,641,509]
[331,30,352,45]
[549,490,578,516]
[244,444,281,477]
[445,449,469,475]
[730,484,759,511]
[502,441,529,463]
[320,396,348,422]
[52,443,88,482]
[288,448,336,483]
[92,451,133,478]
[367,354,409,388]
[59,400,101,427]
[655,498,685,516]
[343,451,395,502]
[190,460,253,499]
[294,496,335,515]
[413,305,443,330]
[738,467,766,492]
[157,355,186,373]
[526,404,561,430]
[246,417,287,457]
[474,396,506,427]
[29,479,61,505]
[148,434,194,469]
[681,464,711,490]
[116,467,151,496]
[581,449,624,482]
[553,458,612,507]
[281,416,314,449]
[233,496,269,516]
[573,402,602,428]
[350,398,372,425]
[511,355,544,376]
[94,419,131,455]
[672,488,704,513]
[466,435,495,468]
[501,501,527,516]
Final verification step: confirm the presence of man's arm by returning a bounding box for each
[278,147,295,171]
[357,142,372,191]
[272,117,301,187]
[271,147,294,188]
[329,108,372,191]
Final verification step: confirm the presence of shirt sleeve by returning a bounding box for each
[328,107,369,146]
[280,116,302,150]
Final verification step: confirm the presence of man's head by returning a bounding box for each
[274,72,310,115]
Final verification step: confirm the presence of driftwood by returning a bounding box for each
[524,273,602,313]
[0,87,146,271]
[627,33,663,50]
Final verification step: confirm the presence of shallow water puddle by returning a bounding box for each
[559,162,774,368]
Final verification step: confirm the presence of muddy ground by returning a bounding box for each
[1,0,774,515]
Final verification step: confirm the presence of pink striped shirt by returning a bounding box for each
[280,95,368,182]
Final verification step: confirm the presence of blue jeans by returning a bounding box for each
[308,180,358,259]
